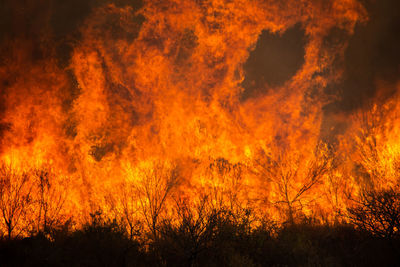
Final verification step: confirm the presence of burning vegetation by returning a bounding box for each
[0,0,399,265]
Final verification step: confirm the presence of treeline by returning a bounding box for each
[1,134,400,265]
[0,164,400,266]
[0,207,400,266]
[0,164,68,240]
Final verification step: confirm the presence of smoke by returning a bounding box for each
[241,24,306,100]
[316,0,400,141]
[327,0,400,113]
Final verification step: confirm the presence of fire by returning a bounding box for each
[2,0,399,237]
[345,81,400,191]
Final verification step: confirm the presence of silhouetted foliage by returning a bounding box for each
[134,162,180,240]
[206,158,247,215]
[348,188,400,239]
[0,211,149,267]
[0,163,399,266]
[58,211,145,267]
[253,144,332,224]
[106,182,143,241]
[32,168,68,237]
[0,164,32,239]
[0,208,400,266]
[153,196,235,266]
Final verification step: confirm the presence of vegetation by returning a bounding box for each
[0,211,399,266]
[1,156,400,266]
[0,193,400,266]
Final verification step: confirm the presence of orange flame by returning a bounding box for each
[5,0,398,235]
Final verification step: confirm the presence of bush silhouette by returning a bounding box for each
[348,188,400,239]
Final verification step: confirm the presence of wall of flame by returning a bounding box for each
[0,0,399,231]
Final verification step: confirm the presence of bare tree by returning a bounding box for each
[32,167,67,236]
[156,194,229,266]
[253,143,332,224]
[205,158,246,213]
[133,161,180,239]
[345,104,400,238]
[322,165,348,223]
[0,163,32,239]
[348,188,400,238]
[349,102,400,190]
[106,182,142,240]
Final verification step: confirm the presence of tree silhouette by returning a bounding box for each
[253,143,332,224]
[0,163,32,239]
[205,158,247,214]
[342,103,400,238]
[32,167,67,236]
[155,195,234,266]
[348,188,400,238]
[133,161,180,240]
[349,102,400,190]
[106,181,142,240]
[321,163,349,223]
